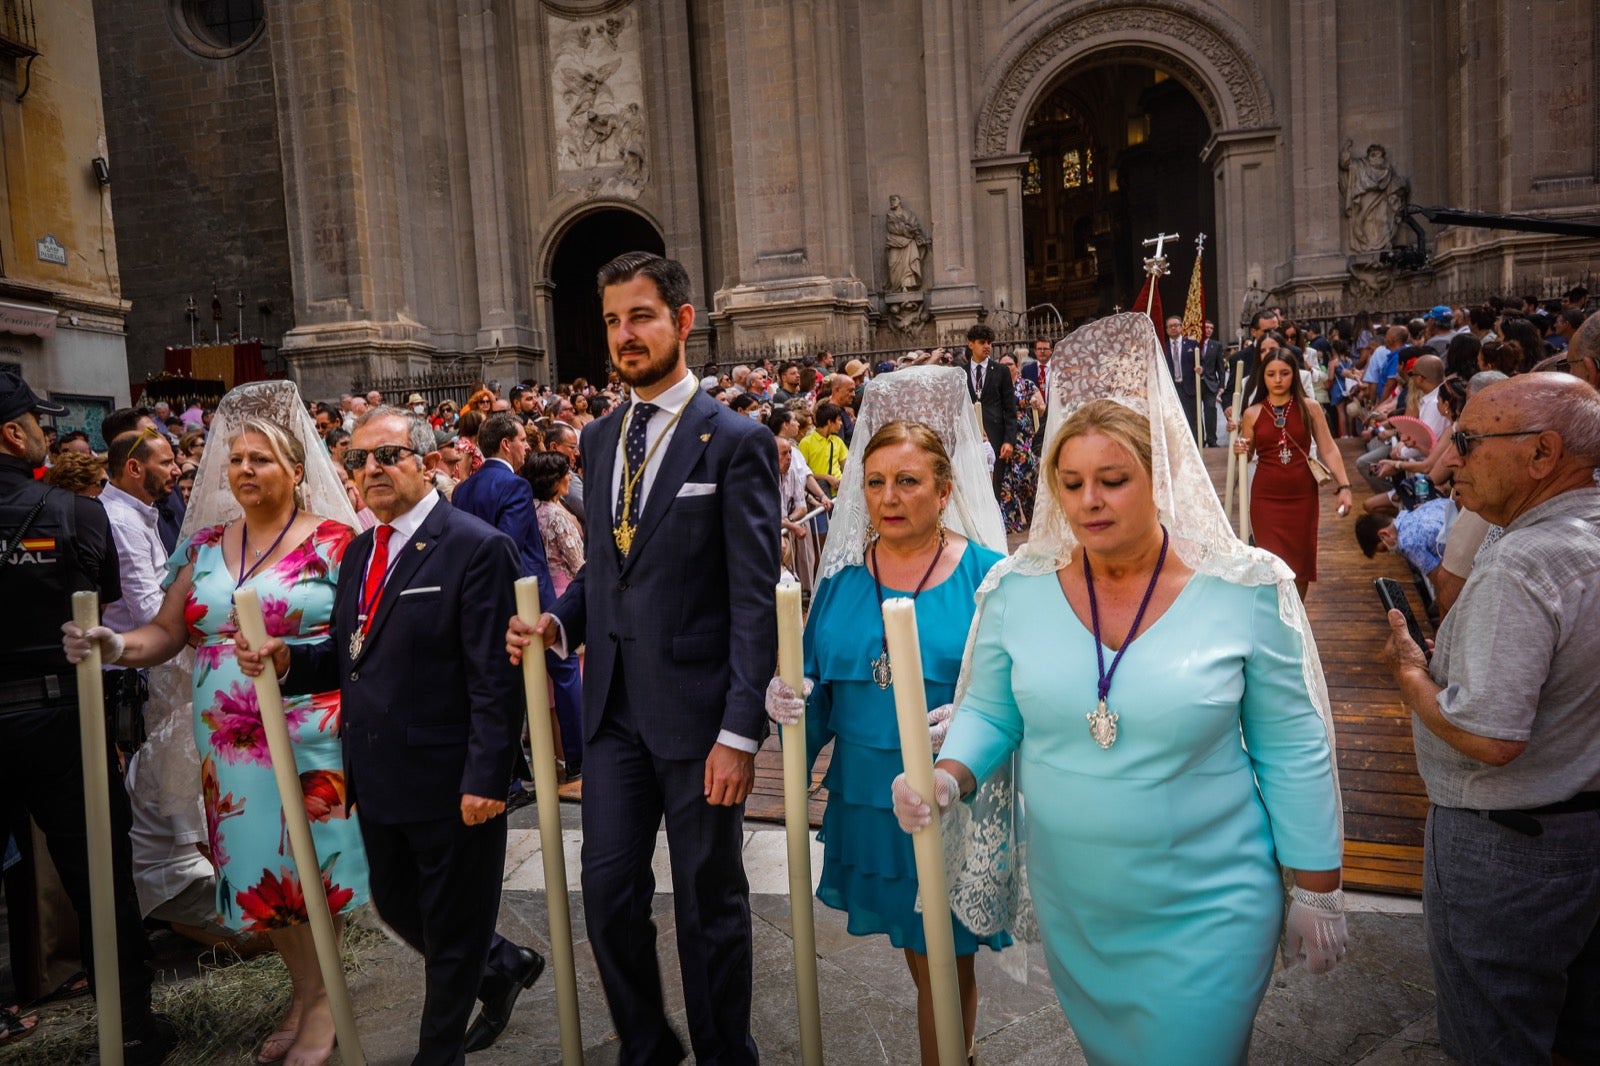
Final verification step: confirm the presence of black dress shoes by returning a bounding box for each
[463,946,546,1053]
[123,1013,179,1066]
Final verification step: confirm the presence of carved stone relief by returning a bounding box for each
[549,5,648,198]
[974,1,1274,157]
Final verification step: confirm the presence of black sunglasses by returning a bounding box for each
[1450,429,1542,457]
[343,444,422,471]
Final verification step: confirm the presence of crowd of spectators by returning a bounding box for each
[1332,287,1597,622]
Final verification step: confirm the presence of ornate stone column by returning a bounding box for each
[1203,129,1280,340]
[972,154,1031,319]
[266,0,436,396]
[920,0,983,326]
[709,0,870,346]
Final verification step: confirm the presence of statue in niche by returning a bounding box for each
[1338,141,1408,254]
[884,195,930,292]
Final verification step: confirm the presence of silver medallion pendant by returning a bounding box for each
[1278,443,1293,465]
[348,630,364,659]
[871,651,893,690]
[1087,698,1119,749]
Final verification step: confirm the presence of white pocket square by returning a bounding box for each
[399,585,442,596]
[677,482,718,498]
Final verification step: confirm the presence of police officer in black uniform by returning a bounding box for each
[0,371,175,1064]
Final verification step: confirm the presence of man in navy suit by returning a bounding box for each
[1163,315,1206,446]
[510,252,779,1065]
[451,411,586,779]
[959,322,1020,493]
[240,408,543,1066]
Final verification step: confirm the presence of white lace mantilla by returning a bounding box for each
[940,313,1344,944]
[818,365,1006,579]
[179,379,358,544]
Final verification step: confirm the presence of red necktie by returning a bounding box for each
[361,525,394,633]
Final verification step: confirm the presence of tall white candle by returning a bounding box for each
[513,577,582,1064]
[71,591,122,1066]
[232,586,365,1066]
[775,581,823,1066]
[882,597,966,1066]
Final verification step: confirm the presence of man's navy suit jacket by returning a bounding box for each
[450,458,557,612]
[285,496,523,824]
[551,387,780,761]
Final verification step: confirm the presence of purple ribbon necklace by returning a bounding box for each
[1083,525,1169,750]
[227,505,299,629]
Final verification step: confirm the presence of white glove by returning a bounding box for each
[61,621,125,665]
[764,676,814,726]
[926,703,954,753]
[890,768,960,834]
[1284,885,1348,974]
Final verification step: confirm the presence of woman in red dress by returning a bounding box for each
[1235,348,1355,598]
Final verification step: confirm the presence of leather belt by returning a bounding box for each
[0,673,76,709]
[1463,792,1600,838]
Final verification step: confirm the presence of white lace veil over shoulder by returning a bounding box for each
[143,379,357,817]
[943,313,1343,944]
[818,365,1007,576]
[179,379,359,542]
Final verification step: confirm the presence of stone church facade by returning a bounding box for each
[96,0,1599,397]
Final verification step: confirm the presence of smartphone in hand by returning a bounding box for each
[1375,577,1429,659]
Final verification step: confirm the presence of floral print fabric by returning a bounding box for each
[180,519,369,932]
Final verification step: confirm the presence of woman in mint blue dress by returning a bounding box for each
[894,317,1349,1066]
[766,367,1011,1066]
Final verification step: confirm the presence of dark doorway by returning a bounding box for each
[1020,66,1215,324]
[548,209,665,384]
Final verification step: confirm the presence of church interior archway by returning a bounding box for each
[1021,65,1216,324]
[548,208,665,384]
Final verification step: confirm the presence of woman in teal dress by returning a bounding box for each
[766,367,1010,1066]
[894,317,1348,1065]
[74,388,367,1066]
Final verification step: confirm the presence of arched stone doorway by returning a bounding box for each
[546,207,664,385]
[1019,68,1215,322]
[973,2,1278,337]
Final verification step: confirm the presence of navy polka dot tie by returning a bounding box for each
[614,402,658,550]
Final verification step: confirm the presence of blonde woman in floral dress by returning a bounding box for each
[67,395,367,1066]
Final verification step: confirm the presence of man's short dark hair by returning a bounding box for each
[966,323,995,344]
[100,407,147,441]
[1566,285,1589,303]
[479,412,524,458]
[815,402,844,427]
[765,408,795,436]
[729,393,759,413]
[1560,309,1586,330]
[778,361,800,377]
[596,251,692,312]
[1250,309,1277,333]
[1469,305,1496,332]
[1353,513,1392,559]
[107,429,160,475]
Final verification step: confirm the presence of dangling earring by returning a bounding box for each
[866,524,880,547]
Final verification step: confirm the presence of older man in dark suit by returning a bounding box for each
[511,252,779,1066]
[241,408,543,1066]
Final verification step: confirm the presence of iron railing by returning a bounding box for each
[0,0,38,58]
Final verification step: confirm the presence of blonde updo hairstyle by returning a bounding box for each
[1046,399,1154,496]
[228,417,307,509]
[860,419,954,493]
